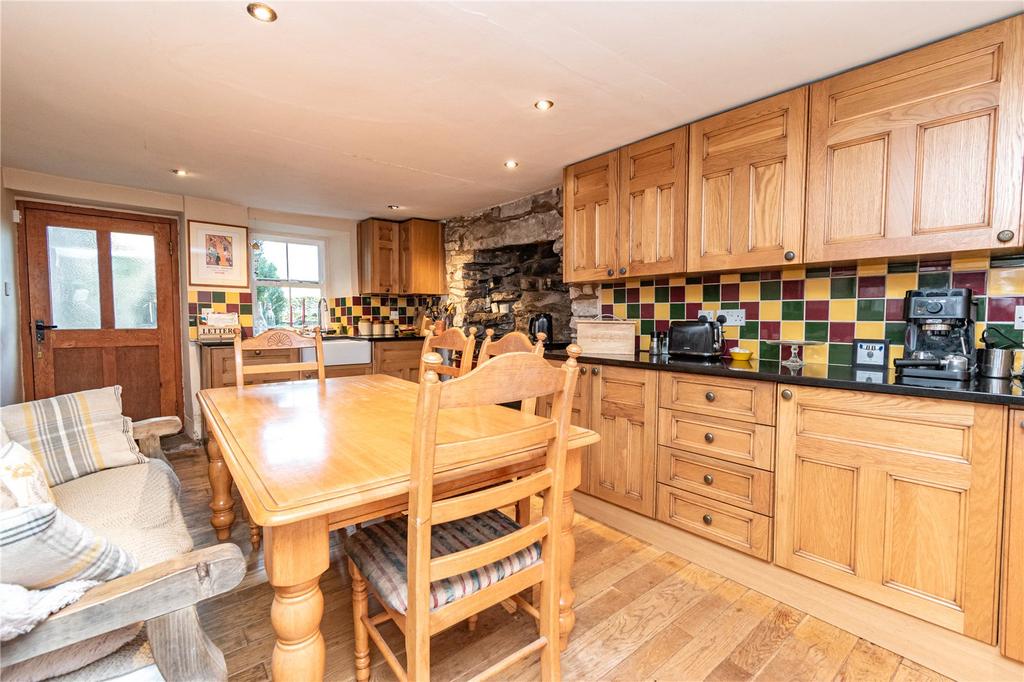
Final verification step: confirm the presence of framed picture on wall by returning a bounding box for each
[187,220,251,289]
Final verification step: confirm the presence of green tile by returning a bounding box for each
[640,319,654,335]
[686,276,702,285]
[829,343,853,366]
[805,266,831,279]
[975,297,986,322]
[857,299,885,321]
[830,277,856,299]
[240,304,252,315]
[782,301,804,320]
[627,303,640,319]
[720,301,739,310]
[884,322,907,345]
[887,261,918,273]
[759,341,780,361]
[212,291,226,303]
[760,281,781,300]
[740,272,761,282]
[805,321,828,342]
[670,303,685,320]
[703,284,721,302]
[918,272,951,290]
[613,288,626,304]
[740,321,760,339]
[655,287,669,303]
[984,323,1022,345]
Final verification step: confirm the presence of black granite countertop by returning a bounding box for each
[545,349,1024,407]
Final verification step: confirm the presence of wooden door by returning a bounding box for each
[538,361,593,494]
[805,16,1024,261]
[589,365,657,516]
[19,203,182,421]
[1002,411,1024,662]
[618,128,687,277]
[358,219,399,294]
[775,385,1005,643]
[688,88,807,271]
[563,152,619,283]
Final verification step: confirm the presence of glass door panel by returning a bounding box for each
[111,232,157,328]
[46,226,101,329]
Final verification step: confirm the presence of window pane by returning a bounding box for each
[111,232,157,328]
[256,284,290,332]
[290,287,322,328]
[287,243,320,282]
[254,240,288,281]
[47,226,101,329]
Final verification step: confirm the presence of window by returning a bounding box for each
[251,236,325,334]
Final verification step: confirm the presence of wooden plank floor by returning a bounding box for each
[171,447,952,681]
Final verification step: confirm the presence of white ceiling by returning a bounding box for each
[2,1,1020,221]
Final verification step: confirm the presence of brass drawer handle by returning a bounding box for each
[997,229,1015,243]
[592,367,600,375]
[702,514,713,525]
[607,269,614,277]
[579,367,587,375]
[781,389,793,400]
[784,250,796,261]
[704,432,714,443]
[254,350,262,356]
[703,473,714,485]
[705,391,715,402]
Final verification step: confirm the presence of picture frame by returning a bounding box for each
[187,220,251,289]
[852,338,890,369]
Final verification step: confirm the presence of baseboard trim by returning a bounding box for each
[573,492,1024,682]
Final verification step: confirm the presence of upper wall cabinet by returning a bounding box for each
[687,87,808,271]
[358,218,399,294]
[618,128,687,278]
[805,16,1024,261]
[359,218,446,295]
[564,152,619,282]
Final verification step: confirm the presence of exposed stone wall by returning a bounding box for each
[444,187,595,343]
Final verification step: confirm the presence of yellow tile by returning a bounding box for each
[951,253,990,271]
[685,284,703,301]
[639,334,651,351]
[802,363,829,378]
[780,321,804,341]
[855,321,885,339]
[668,275,686,286]
[830,299,856,321]
[890,345,905,361]
[188,327,198,340]
[640,287,655,303]
[239,314,253,326]
[885,272,917,298]
[613,303,627,320]
[739,282,760,300]
[720,272,741,284]
[601,287,615,304]
[804,344,828,364]
[212,302,227,313]
[975,322,986,347]
[857,259,887,276]
[782,266,805,280]
[723,326,739,339]
[380,306,390,316]
[737,339,758,356]
[760,301,781,320]
[804,278,831,300]
[225,291,240,304]
[988,268,1024,296]
[655,303,670,320]
[187,289,198,303]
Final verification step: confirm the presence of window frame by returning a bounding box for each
[250,233,327,331]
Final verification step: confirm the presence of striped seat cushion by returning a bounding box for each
[344,510,540,614]
[1,387,145,486]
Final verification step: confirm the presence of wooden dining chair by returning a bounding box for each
[345,345,582,682]
[231,327,326,550]
[417,324,477,380]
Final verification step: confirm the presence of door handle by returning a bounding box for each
[35,320,57,343]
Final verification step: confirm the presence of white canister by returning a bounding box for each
[357,319,372,336]
[383,322,395,337]
[372,321,385,337]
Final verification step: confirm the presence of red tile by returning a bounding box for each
[703,273,721,284]
[952,271,986,296]
[805,300,829,320]
[641,303,655,318]
[987,296,1024,322]
[759,321,780,340]
[829,322,855,342]
[885,298,904,321]
[782,280,804,300]
[602,304,614,316]
[857,276,886,299]
[655,319,670,332]
[239,292,253,304]
[626,288,640,303]
[670,286,685,302]
[721,283,740,301]
[740,301,760,320]
[242,326,253,338]
[226,303,239,313]
[685,303,702,319]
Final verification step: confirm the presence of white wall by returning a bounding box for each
[1,187,20,405]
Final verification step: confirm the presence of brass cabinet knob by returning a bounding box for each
[607,269,614,276]
[784,250,796,261]
[703,473,714,485]
[705,391,716,402]
[254,349,262,356]
[579,366,587,375]
[619,267,627,275]
[704,432,715,443]
[592,367,600,375]
[997,230,1015,243]
[702,514,713,525]
[781,388,793,400]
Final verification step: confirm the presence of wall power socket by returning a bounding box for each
[696,308,745,326]
[1014,305,1024,330]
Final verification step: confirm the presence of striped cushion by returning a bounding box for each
[0,503,137,589]
[1,438,55,511]
[1,387,145,486]
[344,510,540,614]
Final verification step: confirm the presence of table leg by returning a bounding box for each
[206,438,235,541]
[266,517,329,681]
[558,449,581,651]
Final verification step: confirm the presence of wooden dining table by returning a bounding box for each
[197,373,599,680]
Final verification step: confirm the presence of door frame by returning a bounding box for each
[15,201,184,420]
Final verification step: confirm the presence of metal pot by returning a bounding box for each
[978,347,1014,379]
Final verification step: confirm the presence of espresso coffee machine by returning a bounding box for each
[894,288,976,387]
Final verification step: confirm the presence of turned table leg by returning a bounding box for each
[558,448,581,651]
[266,517,329,681]
[206,438,235,541]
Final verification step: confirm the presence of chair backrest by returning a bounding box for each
[406,345,581,637]
[232,327,326,387]
[417,325,477,379]
[477,329,547,414]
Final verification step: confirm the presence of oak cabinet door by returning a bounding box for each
[1002,411,1024,662]
[775,385,1006,643]
[399,219,446,295]
[372,341,421,382]
[687,88,807,271]
[539,362,593,493]
[618,128,687,278]
[563,152,619,283]
[589,366,657,516]
[805,16,1024,261]
[358,219,400,294]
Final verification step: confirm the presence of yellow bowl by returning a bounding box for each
[729,348,753,361]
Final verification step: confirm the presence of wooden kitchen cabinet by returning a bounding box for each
[1002,411,1024,662]
[618,128,687,278]
[687,87,807,271]
[538,361,594,494]
[775,384,1006,643]
[564,152,619,283]
[588,365,658,516]
[199,345,302,388]
[371,340,422,382]
[398,219,446,295]
[805,16,1024,261]
[358,219,400,294]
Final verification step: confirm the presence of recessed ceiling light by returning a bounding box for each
[246,3,277,22]
[504,160,519,169]
[534,99,555,111]
[387,204,401,210]
[170,169,188,176]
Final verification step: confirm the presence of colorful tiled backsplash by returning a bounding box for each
[327,295,440,332]
[187,290,255,340]
[598,253,1024,366]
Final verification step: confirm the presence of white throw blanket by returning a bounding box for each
[0,580,99,641]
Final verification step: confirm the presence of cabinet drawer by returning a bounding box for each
[657,409,774,470]
[659,373,775,424]
[657,447,773,515]
[657,485,772,560]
